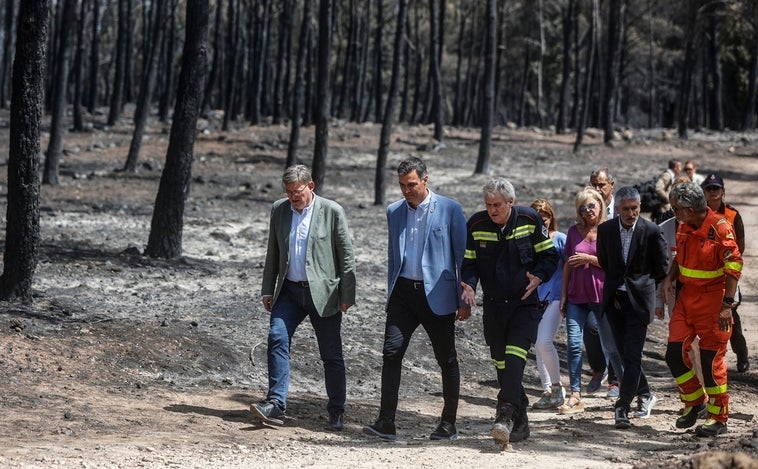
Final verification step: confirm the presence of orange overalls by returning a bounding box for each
[666,208,742,423]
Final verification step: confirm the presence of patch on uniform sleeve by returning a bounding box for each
[708,227,716,240]
[723,250,733,259]
[725,232,734,240]
[542,225,548,238]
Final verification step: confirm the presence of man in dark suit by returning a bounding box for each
[253,165,356,431]
[363,157,470,442]
[597,186,669,428]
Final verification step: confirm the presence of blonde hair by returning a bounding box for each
[531,199,557,232]
[574,187,607,228]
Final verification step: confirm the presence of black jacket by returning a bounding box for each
[462,206,559,303]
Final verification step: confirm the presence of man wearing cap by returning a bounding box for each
[702,173,749,373]
[653,159,683,223]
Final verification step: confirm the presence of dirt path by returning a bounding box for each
[0,118,757,468]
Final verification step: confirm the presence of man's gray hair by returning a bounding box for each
[590,167,615,183]
[614,186,640,206]
[670,181,706,212]
[397,157,427,178]
[282,164,312,186]
[483,177,515,200]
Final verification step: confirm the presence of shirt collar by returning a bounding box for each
[408,190,432,211]
[618,216,637,232]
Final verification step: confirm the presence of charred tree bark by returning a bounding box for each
[312,0,333,192]
[428,0,443,142]
[145,0,209,259]
[43,0,77,186]
[707,13,723,131]
[107,0,127,125]
[202,0,223,115]
[249,0,271,124]
[677,1,699,139]
[0,0,16,109]
[222,0,240,130]
[743,9,758,130]
[557,0,575,134]
[287,0,313,167]
[372,0,383,123]
[72,0,88,131]
[602,0,621,143]
[374,0,407,206]
[474,0,496,175]
[87,0,100,113]
[124,0,166,172]
[452,12,465,126]
[1,0,48,302]
[159,0,178,123]
[273,0,294,124]
[124,0,135,103]
[574,0,598,152]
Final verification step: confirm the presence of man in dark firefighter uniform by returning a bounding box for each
[662,182,743,437]
[461,177,559,445]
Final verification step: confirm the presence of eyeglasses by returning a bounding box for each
[579,202,597,213]
[285,185,308,197]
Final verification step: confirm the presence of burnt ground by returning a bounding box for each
[0,110,757,468]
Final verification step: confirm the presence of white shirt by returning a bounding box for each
[286,201,315,282]
[607,195,616,219]
[399,191,431,281]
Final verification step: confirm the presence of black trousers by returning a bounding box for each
[379,277,459,423]
[482,298,539,413]
[605,290,651,409]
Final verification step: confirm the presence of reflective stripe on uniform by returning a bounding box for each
[492,358,505,370]
[724,261,743,273]
[472,231,498,242]
[534,238,554,253]
[464,249,477,260]
[504,225,535,240]
[674,369,697,385]
[678,265,724,279]
[705,383,727,395]
[680,387,705,403]
[505,345,528,361]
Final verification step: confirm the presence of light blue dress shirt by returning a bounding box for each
[399,191,431,281]
[286,201,314,282]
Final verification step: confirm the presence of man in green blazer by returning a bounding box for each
[251,165,356,431]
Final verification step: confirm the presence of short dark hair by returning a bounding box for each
[590,167,615,183]
[668,159,682,170]
[397,157,427,178]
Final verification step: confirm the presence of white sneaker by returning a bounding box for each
[633,394,657,419]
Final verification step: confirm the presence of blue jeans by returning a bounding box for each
[565,302,623,393]
[267,280,345,413]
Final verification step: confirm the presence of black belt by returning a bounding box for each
[398,277,424,290]
[287,279,310,288]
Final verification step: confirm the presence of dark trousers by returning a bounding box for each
[730,307,749,361]
[605,290,651,410]
[584,314,619,384]
[482,299,539,413]
[379,277,459,423]
[267,280,345,413]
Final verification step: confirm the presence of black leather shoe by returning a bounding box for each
[676,403,706,429]
[363,417,396,441]
[430,420,457,441]
[250,400,286,425]
[737,359,750,373]
[325,411,344,431]
[614,405,631,429]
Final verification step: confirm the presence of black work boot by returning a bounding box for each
[510,407,530,442]
[491,403,516,445]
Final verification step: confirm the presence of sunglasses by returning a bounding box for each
[579,202,597,213]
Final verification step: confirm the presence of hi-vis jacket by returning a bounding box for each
[675,208,742,290]
[462,206,559,303]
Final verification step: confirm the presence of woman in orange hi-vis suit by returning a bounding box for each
[661,182,742,438]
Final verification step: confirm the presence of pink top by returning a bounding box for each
[565,224,604,304]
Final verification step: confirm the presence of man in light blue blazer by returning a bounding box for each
[364,157,470,442]
[252,165,356,432]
